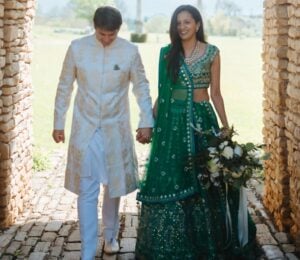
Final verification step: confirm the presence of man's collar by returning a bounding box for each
[92,33,119,49]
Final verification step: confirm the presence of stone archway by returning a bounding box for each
[0,0,300,247]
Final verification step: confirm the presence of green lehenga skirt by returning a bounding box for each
[135,101,256,260]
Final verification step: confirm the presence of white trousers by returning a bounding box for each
[78,129,120,260]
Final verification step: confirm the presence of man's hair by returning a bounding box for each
[93,6,122,30]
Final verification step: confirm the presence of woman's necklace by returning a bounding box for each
[184,41,200,65]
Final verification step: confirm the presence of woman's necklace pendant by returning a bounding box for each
[184,41,200,65]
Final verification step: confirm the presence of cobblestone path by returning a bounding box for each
[0,150,299,259]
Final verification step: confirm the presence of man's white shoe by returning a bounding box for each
[104,238,120,254]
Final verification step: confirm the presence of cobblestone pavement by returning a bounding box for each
[0,150,299,260]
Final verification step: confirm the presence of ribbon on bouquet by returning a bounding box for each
[225,184,232,245]
[238,186,249,246]
[225,184,249,247]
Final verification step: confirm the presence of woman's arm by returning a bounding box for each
[210,53,229,128]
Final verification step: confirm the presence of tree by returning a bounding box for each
[144,15,169,33]
[46,5,64,18]
[197,0,203,13]
[214,0,222,12]
[36,2,45,17]
[214,0,241,16]
[114,0,127,18]
[207,10,246,36]
[219,0,241,16]
[70,0,113,24]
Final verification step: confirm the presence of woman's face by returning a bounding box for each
[176,11,199,41]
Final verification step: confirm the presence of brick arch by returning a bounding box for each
[0,0,300,246]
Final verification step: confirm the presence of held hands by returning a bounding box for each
[52,129,65,143]
[136,128,152,144]
[53,128,152,144]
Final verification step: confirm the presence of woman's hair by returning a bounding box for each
[167,5,206,82]
[93,6,122,31]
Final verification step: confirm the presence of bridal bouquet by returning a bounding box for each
[194,126,269,189]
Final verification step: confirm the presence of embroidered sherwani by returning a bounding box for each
[54,34,153,197]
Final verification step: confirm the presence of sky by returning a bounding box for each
[38,0,263,17]
[126,0,263,17]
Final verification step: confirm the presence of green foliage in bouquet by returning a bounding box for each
[194,126,270,189]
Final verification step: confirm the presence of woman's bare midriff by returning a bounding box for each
[193,88,209,102]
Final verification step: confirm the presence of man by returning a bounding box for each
[52,6,153,260]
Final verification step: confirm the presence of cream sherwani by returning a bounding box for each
[54,34,154,198]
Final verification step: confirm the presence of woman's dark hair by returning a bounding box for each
[167,5,206,82]
[93,6,122,31]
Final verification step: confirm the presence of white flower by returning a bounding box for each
[249,150,260,159]
[222,146,234,159]
[219,141,228,150]
[207,158,221,173]
[239,166,245,172]
[211,172,220,178]
[234,145,243,157]
[231,172,242,178]
[208,147,217,154]
[210,172,220,185]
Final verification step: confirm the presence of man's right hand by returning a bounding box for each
[52,129,65,143]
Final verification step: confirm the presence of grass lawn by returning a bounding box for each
[31,25,263,154]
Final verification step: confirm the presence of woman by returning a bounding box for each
[135,5,256,260]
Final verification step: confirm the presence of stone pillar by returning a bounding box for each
[262,0,290,232]
[0,3,3,119]
[286,0,300,243]
[0,0,35,228]
[263,0,300,244]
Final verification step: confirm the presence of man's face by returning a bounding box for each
[95,27,119,47]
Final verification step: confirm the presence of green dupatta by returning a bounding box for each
[137,45,202,203]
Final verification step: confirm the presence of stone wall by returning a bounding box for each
[0,0,35,228]
[263,0,300,244]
